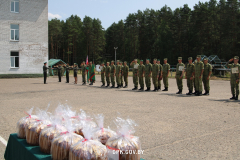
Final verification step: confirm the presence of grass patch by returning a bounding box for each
[0,74,44,78]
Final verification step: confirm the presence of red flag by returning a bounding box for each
[86,55,88,65]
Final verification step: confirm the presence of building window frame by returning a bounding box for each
[10,24,19,41]
[10,0,19,13]
[10,51,19,68]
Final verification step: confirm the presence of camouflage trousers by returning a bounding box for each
[158,79,161,89]
[193,78,196,91]
[120,75,123,85]
[110,73,115,86]
[145,76,151,88]
[123,74,128,86]
[82,74,86,83]
[101,73,105,85]
[176,75,183,90]
[133,73,138,87]
[152,75,158,88]
[116,74,121,85]
[230,77,239,96]
[106,75,110,85]
[139,76,144,88]
[187,77,193,91]
[202,76,210,91]
[195,75,203,92]
[163,74,168,88]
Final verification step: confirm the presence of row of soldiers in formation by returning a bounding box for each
[43,55,240,100]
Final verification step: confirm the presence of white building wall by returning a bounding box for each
[0,0,48,74]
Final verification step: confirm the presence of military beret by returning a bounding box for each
[188,57,192,60]
[134,59,137,61]
[117,60,120,62]
[107,62,110,64]
[157,59,160,61]
[164,58,168,61]
[197,55,201,58]
[101,62,105,64]
[154,58,157,61]
[74,63,77,65]
[119,61,122,64]
[178,57,182,60]
[140,60,143,62]
[124,61,127,63]
[234,56,239,60]
[204,58,208,61]
[44,62,47,64]
[111,60,114,62]
[146,59,150,61]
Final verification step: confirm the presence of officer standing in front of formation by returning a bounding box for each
[138,60,145,91]
[105,62,111,87]
[73,63,78,84]
[110,60,116,88]
[144,59,152,91]
[115,60,121,88]
[100,62,106,87]
[157,59,163,91]
[194,55,204,96]
[63,63,70,83]
[202,58,212,95]
[175,57,185,94]
[119,61,123,88]
[130,59,139,90]
[152,58,159,91]
[162,58,170,91]
[226,56,240,100]
[43,62,49,84]
[122,61,129,88]
[81,61,86,85]
[185,57,195,95]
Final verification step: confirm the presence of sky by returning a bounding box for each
[48,0,210,29]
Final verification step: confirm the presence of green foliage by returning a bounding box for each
[49,0,240,65]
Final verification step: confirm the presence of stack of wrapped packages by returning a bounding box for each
[16,104,141,160]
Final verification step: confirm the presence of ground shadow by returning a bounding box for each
[209,99,240,104]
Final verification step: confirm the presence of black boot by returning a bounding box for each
[162,87,168,91]
[195,91,199,96]
[203,91,209,95]
[101,84,105,87]
[235,95,238,100]
[123,85,128,88]
[153,87,157,91]
[138,87,142,91]
[141,87,144,91]
[198,91,202,96]
[186,90,190,95]
[176,90,182,94]
[193,91,196,94]
[132,86,137,90]
[145,87,150,91]
[187,90,192,95]
[116,85,119,88]
[110,85,115,88]
[106,84,109,87]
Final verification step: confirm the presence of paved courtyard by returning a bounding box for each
[0,75,240,160]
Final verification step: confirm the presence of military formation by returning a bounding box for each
[43,55,240,100]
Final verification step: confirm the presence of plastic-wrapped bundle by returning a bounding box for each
[54,104,78,125]
[39,117,67,154]
[17,107,38,139]
[69,127,107,160]
[51,121,83,160]
[106,117,141,160]
[74,110,97,137]
[93,114,116,145]
[25,108,51,145]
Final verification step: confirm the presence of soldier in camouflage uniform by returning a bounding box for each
[122,61,129,88]
[53,64,63,82]
[105,62,111,87]
[110,60,116,88]
[144,59,152,91]
[138,60,145,91]
[162,58,170,91]
[120,61,123,87]
[194,55,204,96]
[81,61,86,85]
[175,57,185,94]
[226,56,240,100]
[202,58,212,95]
[43,62,49,84]
[130,59,139,90]
[185,57,195,95]
[100,62,106,87]
[152,59,159,91]
[63,63,70,83]
[193,60,197,94]
[115,60,121,88]
[157,59,163,91]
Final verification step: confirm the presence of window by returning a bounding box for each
[10,51,19,68]
[10,24,19,41]
[11,0,19,13]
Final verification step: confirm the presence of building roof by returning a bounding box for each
[48,59,66,66]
